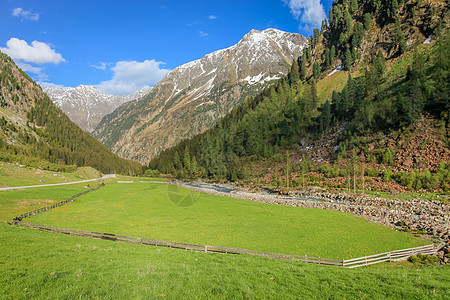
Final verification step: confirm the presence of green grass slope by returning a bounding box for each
[0,183,103,222]
[1,222,448,299]
[0,162,102,188]
[28,183,428,259]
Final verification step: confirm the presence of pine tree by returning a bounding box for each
[350,0,358,13]
[313,62,321,79]
[272,164,280,187]
[394,19,407,54]
[330,45,336,63]
[183,146,191,171]
[319,99,332,132]
[299,53,307,81]
[310,81,318,110]
[289,60,300,86]
[325,48,331,67]
[364,13,371,30]
[173,151,181,170]
[344,48,353,70]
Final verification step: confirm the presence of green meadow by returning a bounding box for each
[1,222,449,299]
[28,182,428,259]
[0,162,102,188]
[0,183,102,222]
[0,173,448,298]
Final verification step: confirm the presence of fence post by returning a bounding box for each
[204,245,208,252]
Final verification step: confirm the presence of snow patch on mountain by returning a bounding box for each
[45,85,151,132]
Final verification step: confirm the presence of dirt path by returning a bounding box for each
[0,174,116,191]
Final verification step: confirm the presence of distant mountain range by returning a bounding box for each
[44,85,151,133]
[0,52,142,174]
[92,28,308,164]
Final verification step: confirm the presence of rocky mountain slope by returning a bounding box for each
[149,0,449,195]
[45,85,151,133]
[0,51,142,174]
[93,28,308,164]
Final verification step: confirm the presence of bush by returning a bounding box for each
[409,254,440,265]
[384,169,392,182]
[144,169,161,177]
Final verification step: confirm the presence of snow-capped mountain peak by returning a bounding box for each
[93,28,308,164]
[44,85,151,132]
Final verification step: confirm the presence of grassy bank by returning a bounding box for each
[0,162,102,188]
[1,222,448,299]
[0,183,101,222]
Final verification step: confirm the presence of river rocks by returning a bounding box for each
[436,243,450,264]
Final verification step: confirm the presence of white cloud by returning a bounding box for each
[96,60,170,95]
[17,62,42,74]
[16,62,49,82]
[12,8,39,21]
[209,15,217,20]
[283,0,326,32]
[90,61,110,70]
[38,81,66,90]
[0,38,65,64]
[199,31,209,37]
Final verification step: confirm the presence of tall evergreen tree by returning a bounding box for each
[319,99,332,132]
[183,146,191,171]
[330,45,336,63]
[344,48,353,70]
[289,60,300,86]
[394,19,407,54]
[299,52,307,81]
[313,62,321,79]
[173,151,181,170]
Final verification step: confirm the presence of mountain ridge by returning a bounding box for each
[44,85,151,132]
[93,28,308,164]
[0,51,143,174]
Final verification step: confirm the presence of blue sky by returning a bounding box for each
[1,0,332,95]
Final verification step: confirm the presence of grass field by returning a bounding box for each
[1,222,448,299]
[0,162,102,188]
[28,182,429,259]
[1,175,448,298]
[115,175,168,182]
[0,183,102,222]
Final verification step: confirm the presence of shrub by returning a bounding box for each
[144,169,161,177]
[409,254,440,265]
[384,169,392,182]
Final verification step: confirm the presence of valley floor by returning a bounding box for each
[179,180,449,243]
[1,222,449,299]
[1,173,448,298]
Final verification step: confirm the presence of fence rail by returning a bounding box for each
[342,244,440,268]
[13,182,114,221]
[13,220,441,268]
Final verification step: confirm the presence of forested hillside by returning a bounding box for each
[0,52,143,174]
[149,0,449,194]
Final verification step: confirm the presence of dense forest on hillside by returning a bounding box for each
[150,0,449,193]
[0,52,143,175]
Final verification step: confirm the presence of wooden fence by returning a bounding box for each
[12,220,441,268]
[342,244,439,268]
[13,182,113,221]
[11,181,442,268]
